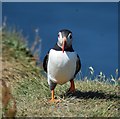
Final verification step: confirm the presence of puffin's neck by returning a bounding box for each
[53,43,74,52]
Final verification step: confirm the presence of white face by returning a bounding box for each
[58,32,63,46]
[57,32,72,48]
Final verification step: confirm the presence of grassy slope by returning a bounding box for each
[2,29,120,117]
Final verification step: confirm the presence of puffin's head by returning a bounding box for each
[57,29,72,53]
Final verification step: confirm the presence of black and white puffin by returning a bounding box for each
[43,29,81,102]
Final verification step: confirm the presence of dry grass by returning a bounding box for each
[11,78,119,117]
[1,27,120,118]
[1,80,17,117]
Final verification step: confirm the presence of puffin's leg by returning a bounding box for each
[50,89,55,101]
[69,79,75,92]
[49,81,60,102]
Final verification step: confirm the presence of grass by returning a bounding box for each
[1,27,120,117]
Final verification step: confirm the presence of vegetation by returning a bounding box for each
[1,26,120,117]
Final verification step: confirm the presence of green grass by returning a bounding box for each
[2,28,120,117]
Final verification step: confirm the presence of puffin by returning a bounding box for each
[43,29,81,102]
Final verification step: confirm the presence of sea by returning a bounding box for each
[2,2,118,78]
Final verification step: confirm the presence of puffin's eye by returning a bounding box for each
[58,34,60,38]
[69,34,72,39]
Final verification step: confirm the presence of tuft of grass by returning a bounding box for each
[1,27,120,117]
[1,79,17,117]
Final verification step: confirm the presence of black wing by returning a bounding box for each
[43,53,49,73]
[75,54,81,76]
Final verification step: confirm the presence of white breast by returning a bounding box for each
[47,49,77,85]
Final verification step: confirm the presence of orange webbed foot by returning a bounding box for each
[49,90,61,103]
[49,99,61,103]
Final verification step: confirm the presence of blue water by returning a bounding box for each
[2,2,118,77]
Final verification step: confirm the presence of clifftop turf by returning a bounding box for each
[1,28,120,117]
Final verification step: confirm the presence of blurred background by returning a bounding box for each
[2,2,118,77]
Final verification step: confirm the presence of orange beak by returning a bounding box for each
[62,37,67,53]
